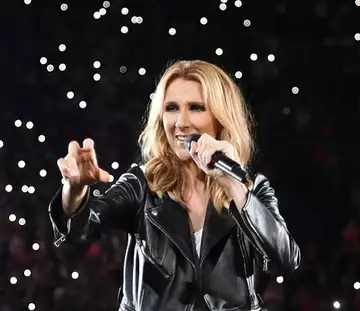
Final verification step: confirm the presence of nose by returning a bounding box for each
[175,109,189,129]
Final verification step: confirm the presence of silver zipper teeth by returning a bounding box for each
[240,211,270,273]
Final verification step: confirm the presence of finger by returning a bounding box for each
[98,168,111,183]
[67,155,80,173]
[57,158,70,177]
[83,138,94,150]
[68,141,81,157]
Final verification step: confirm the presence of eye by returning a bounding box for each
[190,104,205,111]
[165,103,178,111]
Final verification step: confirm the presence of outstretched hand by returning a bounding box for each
[57,138,111,188]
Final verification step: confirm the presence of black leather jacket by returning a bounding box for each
[49,164,300,311]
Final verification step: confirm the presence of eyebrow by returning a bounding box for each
[164,100,205,106]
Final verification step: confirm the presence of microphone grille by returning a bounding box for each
[185,134,201,151]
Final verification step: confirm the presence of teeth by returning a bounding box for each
[176,135,187,141]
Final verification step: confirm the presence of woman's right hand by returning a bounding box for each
[57,138,111,215]
[57,138,111,188]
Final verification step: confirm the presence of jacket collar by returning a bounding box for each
[146,195,236,267]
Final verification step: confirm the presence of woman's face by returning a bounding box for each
[162,78,219,161]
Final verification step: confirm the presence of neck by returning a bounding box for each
[183,160,207,194]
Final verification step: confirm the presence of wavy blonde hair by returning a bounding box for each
[138,60,255,211]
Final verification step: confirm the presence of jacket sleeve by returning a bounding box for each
[48,164,146,249]
[228,173,301,277]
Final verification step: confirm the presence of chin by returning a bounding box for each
[175,149,192,162]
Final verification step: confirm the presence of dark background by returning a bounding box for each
[0,0,360,310]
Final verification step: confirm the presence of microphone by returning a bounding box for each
[185,134,248,183]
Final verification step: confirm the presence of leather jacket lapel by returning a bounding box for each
[145,196,197,267]
[200,201,236,263]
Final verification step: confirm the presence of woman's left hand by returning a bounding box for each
[188,133,236,181]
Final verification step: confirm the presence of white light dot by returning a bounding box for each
[137,16,143,24]
[0,140,3,148]
[355,33,360,41]
[60,3,68,11]
[354,282,360,290]
[47,64,54,72]
[103,1,110,8]
[333,301,340,309]
[219,3,227,10]
[119,65,127,73]
[28,186,35,194]
[109,175,115,182]
[93,189,100,197]
[99,8,107,16]
[121,7,129,15]
[24,0,32,4]
[22,185,29,193]
[250,53,258,61]
[131,16,138,24]
[93,11,101,19]
[15,120,22,127]
[244,19,251,27]
[169,28,176,35]
[93,73,101,81]
[215,48,223,56]
[138,68,146,75]
[149,93,154,100]
[40,169,47,177]
[59,44,66,52]
[79,101,87,109]
[24,269,32,277]
[292,86,299,94]
[276,276,284,283]
[28,303,36,311]
[93,61,101,69]
[112,161,119,169]
[40,57,47,65]
[71,271,79,279]
[200,17,208,25]
[67,91,75,99]
[121,26,129,34]
[5,184,13,192]
[19,218,26,226]
[32,243,40,251]
[59,63,67,71]
[10,277,17,284]
[268,54,275,62]
[221,0,228,2]
[9,214,16,222]
[18,160,26,168]
[356,0,360,7]
[26,121,34,129]
[235,0,243,7]
[38,135,46,143]
[235,71,243,79]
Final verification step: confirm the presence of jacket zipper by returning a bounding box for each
[237,228,258,310]
[230,208,270,273]
[240,210,270,273]
[134,233,171,280]
[145,211,197,310]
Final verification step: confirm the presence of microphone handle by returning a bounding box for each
[211,151,248,183]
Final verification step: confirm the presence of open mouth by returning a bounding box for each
[175,135,188,142]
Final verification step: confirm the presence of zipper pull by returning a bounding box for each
[54,234,66,247]
[263,256,269,272]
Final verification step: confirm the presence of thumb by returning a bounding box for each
[98,168,111,183]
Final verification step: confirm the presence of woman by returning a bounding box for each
[49,60,300,311]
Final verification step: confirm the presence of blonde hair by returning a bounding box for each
[138,60,255,210]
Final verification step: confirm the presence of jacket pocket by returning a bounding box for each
[135,233,171,280]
